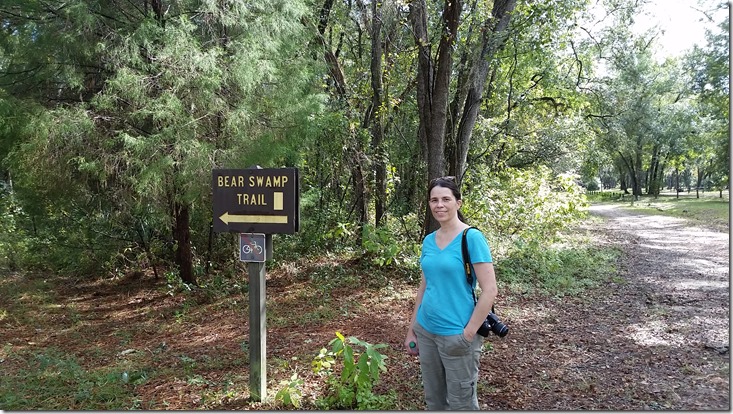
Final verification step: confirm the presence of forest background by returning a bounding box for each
[0,0,727,285]
[0,0,729,409]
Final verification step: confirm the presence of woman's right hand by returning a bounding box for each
[405,334,419,356]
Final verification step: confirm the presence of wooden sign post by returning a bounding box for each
[212,167,299,402]
[248,261,266,400]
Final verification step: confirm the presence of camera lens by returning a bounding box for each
[492,322,509,337]
[487,313,509,337]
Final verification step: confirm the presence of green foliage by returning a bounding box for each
[0,0,324,279]
[311,332,394,410]
[0,190,27,270]
[496,239,620,297]
[0,348,140,410]
[324,222,357,249]
[0,0,723,303]
[309,262,359,292]
[585,181,600,191]
[361,223,404,267]
[274,372,305,408]
[580,2,728,199]
[464,166,588,245]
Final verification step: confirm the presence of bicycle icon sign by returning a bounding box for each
[242,243,262,255]
[239,233,266,262]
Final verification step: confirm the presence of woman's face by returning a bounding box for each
[429,185,462,224]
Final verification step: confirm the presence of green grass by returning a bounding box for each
[621,195,729,229]
[0,347,141,410]
[586,189,730,231]
[496,241,621,297]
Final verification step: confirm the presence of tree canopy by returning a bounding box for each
[0,0,727,280]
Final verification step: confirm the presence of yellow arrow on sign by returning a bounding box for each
[219,212,288,225]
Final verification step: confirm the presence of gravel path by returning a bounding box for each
[489,205,730,410]
[588,204,729,351]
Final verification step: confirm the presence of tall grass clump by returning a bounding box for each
[495,240,621,296]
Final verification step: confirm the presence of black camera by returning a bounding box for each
[477,312,509,337]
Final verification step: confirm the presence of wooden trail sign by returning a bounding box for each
[211,166,299,402]
[212,168,299,234]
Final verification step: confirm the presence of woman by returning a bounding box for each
[404,176,498,410]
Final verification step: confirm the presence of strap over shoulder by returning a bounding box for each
[461,226,480,282]
[461,226,496,314]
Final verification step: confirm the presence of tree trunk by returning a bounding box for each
[633,139,643,199]
[205,220,213,277]
[657,154,668,194]
[410,0,461,235]
[448,0,517,182]
[316,0,346,96]
[617,154,631,195]
[696,166,704,199]
[647,145,659,195]
[136,221,159,280]
[317,0,365,239]
[349,143,367,244]
[173,201,196,286]
[618,151,640,199]
[369,0,386,227]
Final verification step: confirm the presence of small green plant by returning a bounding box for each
[274,372,305,408]
[172,297,198,324]
[165,270,192,296]
[179,354,197,375]
[311,332,394,410]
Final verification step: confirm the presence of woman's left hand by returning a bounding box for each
[462,327,475,343]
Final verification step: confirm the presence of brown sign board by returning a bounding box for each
[212,168,299,234]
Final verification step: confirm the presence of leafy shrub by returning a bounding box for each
[463,165,588,246]
[585,180,599,191]
[311,332,395,410]
[274,372,304,408]
[361,223,404,267]
[496,240,620,296]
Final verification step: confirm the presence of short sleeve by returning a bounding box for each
[466,228,492,263]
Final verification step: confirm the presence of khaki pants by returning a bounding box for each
[413,321,483,410]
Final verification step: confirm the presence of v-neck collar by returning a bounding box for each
[434,230,462,251]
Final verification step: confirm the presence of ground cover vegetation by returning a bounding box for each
[0,0,728,409]
[0,222,622,410]
[2,198,729,410]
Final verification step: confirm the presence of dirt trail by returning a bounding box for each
[589,204,729,351]
[489,205,730,410]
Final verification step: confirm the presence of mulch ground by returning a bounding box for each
[1,206,729,410]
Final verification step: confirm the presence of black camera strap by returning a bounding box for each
[461,226,496,314]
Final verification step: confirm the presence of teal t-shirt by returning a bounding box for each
[416,228,493,336]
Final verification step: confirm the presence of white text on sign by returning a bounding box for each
[217,175,289,188]
[233,192,284,209]
[237,193,266,206]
